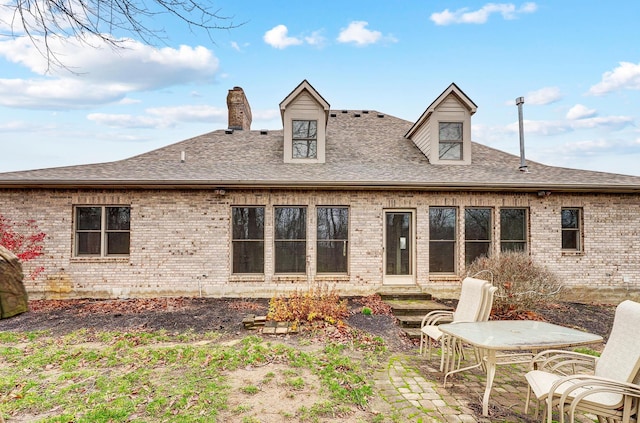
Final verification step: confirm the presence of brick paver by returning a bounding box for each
[372,347,599,422]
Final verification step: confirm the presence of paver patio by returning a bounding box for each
[372,347,599,422]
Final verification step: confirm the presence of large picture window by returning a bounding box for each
[429,207,457,273]
[75,206,130,256]
[561,208,582,251]
[500,208,528,252]
[275,207,307,273]
[439,122,463,160]
[317,207,348,273]
[465,208,492,265]
[232,207,265,273]
[292,120,317,159]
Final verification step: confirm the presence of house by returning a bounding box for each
[1,80,640,302]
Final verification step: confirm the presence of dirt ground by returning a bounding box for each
[0,296,617,351]
[0,297,618,422]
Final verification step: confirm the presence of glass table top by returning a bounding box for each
[438,320,603,351]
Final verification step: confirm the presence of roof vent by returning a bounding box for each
[330,113,337,118]
[225,129,234,134]
[341,110,348,114]
[260,129,268,135]
[353,113,361,117]
[377,113,385,118]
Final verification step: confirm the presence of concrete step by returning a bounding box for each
[377,289,432,302]
[401,327,423,340]
[384,299,452,315]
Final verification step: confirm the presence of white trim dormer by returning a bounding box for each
[405,83,477,165]
[280,80,330,164]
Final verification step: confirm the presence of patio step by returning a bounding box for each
[377,289,453,340]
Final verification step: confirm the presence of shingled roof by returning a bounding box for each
[2,108,640,193]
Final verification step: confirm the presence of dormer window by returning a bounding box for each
[439,122,463,160]
[404,83,477,166]
[292,120,318,159]
[280,80,330,164]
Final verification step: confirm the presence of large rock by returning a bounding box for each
[0,245,29,318]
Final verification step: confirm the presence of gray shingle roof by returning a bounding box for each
[2,110,640,192]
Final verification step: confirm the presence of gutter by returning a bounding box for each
[1,179,640,194]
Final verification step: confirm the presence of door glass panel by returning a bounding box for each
[385,212,411,276]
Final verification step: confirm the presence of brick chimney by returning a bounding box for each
[227,86,252,130]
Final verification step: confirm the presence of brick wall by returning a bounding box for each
[2,188,639,302]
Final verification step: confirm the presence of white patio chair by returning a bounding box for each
[419,277,490,369]
[443,283,498,380]
[524,299,640,423]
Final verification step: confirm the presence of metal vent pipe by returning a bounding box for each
[516,96,528,172]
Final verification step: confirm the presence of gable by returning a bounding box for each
[405,83,477,166]
[280,80,330,164]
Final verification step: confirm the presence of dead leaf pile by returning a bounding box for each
[28,298,193,315]
[352,294,394,316]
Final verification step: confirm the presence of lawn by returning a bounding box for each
[0,330,388,423]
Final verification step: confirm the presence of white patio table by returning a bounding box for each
[438,320,603,416]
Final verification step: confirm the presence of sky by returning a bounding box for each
[1,1,640,176]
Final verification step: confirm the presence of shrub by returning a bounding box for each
[0,214,46,279]
[465,251,563,316]
[267,284,349,325]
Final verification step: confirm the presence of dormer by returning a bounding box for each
[280,80,330,164]
[405,83,477,165]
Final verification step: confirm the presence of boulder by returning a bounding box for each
[0,245,29,318]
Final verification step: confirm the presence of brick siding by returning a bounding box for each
[2,188,640,302]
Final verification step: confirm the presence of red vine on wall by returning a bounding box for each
[0,215,46,279]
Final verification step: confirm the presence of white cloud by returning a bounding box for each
[88,104,226,128]
[0,120,31,131]
[146,105,226,123]
[588,61,640,96]
[538,138,640,163]
[0,35,219,109]
[263,25,303,49]
[337,21,382,46]
[305,30,327,47]
[87,113,165,129]
[231,41,241,51]
[431,2,537,25]
[566,104,597,120]
[505,115,633,136]
[525,86,562,105]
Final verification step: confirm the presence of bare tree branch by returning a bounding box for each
[1,0,243,70]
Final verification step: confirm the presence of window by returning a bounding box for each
[500,208,527,252]
[292,120,317,159]
[561,208,582,251]
[465,208,492,265]
[75,206,130,256]
[317,207,348,273]
[275,207,307,273]
[232,207,265,273]
[429,207,457,272]
[439,122,463,160]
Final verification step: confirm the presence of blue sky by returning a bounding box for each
[1,1,640,175]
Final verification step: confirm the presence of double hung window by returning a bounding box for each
[429,207,457,272]
[75,206,130,256]
[232,207,265,273]
[465,208,492,265]
[439,122,463,160]
[317,207,348,273]
[561,208,582,251]
[292,120,317,159]
[275,207,307,273]
[500,208,528,252]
